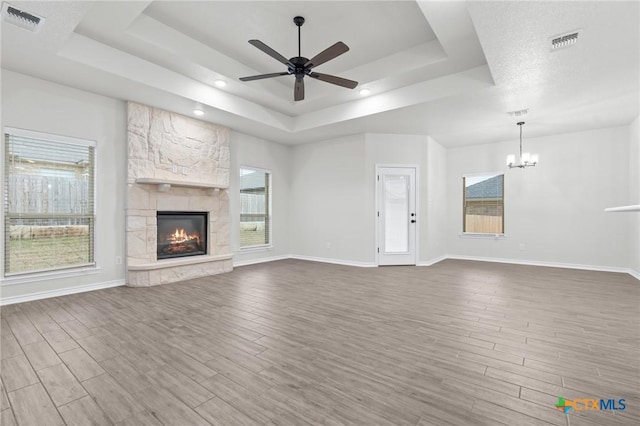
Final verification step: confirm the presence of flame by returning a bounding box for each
[166,228,200,245]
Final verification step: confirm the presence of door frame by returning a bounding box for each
[375,164,420,266]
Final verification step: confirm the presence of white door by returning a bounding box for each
[377,167,417,266]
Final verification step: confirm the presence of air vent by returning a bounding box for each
[2,3,45,32]
[508,109,529,118]
[550,30,580,51]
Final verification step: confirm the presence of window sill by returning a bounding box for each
[459,233,506,240]
[239,245,273,253]
[2,266,101,286]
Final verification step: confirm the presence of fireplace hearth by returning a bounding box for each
[157,212,207,259]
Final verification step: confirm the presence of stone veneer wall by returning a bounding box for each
[126,102,232,286]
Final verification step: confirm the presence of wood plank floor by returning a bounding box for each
[1,259,638,425]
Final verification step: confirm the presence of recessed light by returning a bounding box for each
[193,108,204,116]
[359,88,371,96]
[214,80,227,88]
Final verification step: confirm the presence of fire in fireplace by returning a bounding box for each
[157,212,207,259]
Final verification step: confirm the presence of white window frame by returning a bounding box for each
[2,127,97,281]
[461,171,505,238]
[239,165,272,250]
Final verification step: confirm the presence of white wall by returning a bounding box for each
[288,133,447,265]
[300,127,633,273]
[364,133,448,264]
[1,71,127,302]
[629,117,640,276]
[229,131,291,265]
[290,134,371,264]
[446,125,632,270]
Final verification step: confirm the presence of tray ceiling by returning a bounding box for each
[1,1,638,146]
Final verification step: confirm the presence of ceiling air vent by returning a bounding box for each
[550,30,581,51]
[2,3,45,33]
[508,109,529,118]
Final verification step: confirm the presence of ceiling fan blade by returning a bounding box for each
[239,72,290,82]
[308,72,358,89]
[304,42,349,69]
[294,76,305,101]
[248,40,292,66]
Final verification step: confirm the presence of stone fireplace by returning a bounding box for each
[126,102,232,286]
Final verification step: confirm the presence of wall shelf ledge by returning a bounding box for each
[604,205,640,212]
[135,178,228,192]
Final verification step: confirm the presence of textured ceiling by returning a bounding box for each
[144,1,437,76]
[1,1,638,146]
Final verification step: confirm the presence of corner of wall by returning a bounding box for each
[422,136,448,262]
[629,116,640,276]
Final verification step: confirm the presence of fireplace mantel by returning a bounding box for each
[136,178,228,192]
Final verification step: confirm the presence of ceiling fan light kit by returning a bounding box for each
[507,122,538,169]
[239,16,358,101]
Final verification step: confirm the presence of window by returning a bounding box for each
[4,128,96,276]
[239,167,271,248]
[463,172,504,234]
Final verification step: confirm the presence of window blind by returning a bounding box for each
[4,131,96,275]
[239,167,271,248]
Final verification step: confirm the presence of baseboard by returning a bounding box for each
[234,254,639,280]
[417,256,447,266]
[233,255,291,267]
[1,256,635,306]
[236,254,377,268]
[289,255,377,268]
[0,279,125,306]
[445,254,639,279]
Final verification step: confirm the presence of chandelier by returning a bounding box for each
[506,122,538,169]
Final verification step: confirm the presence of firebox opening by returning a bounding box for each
[157,212,207,260]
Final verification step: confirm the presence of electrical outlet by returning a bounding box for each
[115,256,122,265]
[182,166,188,175]
[172,164,178,173]
[519,243,525,251]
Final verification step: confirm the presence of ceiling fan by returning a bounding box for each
[239,16,358,101]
